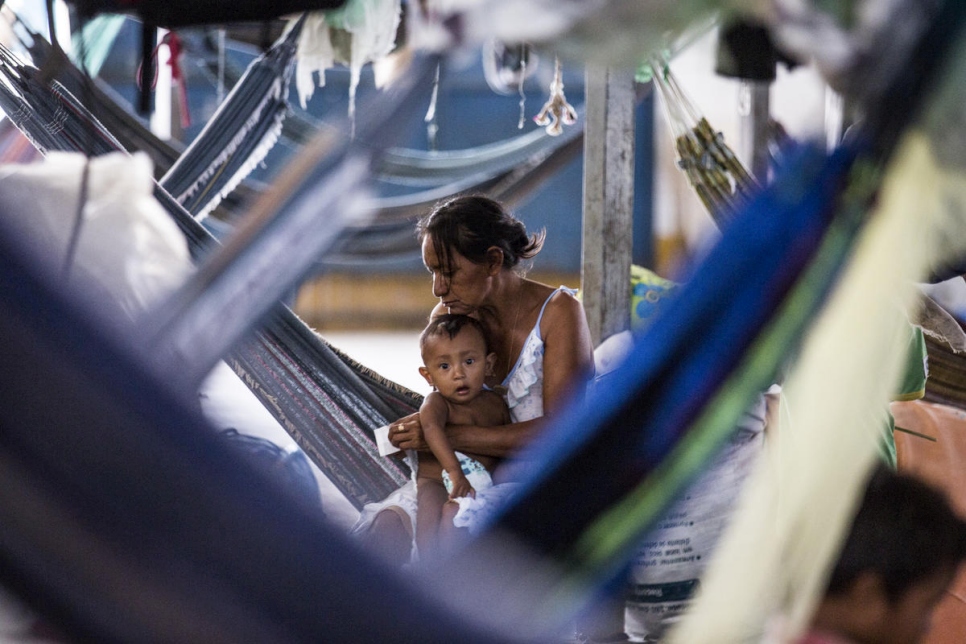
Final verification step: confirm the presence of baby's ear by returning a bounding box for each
[485,352,497,376]
[418,366,434,387]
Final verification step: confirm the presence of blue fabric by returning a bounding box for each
[491,141,861,568]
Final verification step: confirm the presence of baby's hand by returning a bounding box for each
[448,472,475,500]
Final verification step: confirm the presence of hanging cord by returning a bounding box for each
[165,32,190,129]
[48,0,94,280]
[135,31,191,130]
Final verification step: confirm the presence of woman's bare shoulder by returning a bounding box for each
[540,285,586,328]
[539,287,593,373]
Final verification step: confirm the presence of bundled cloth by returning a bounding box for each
[0,151,191,323]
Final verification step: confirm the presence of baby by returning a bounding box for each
[414,314,510,559]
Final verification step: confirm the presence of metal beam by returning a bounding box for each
[738,79,771,182]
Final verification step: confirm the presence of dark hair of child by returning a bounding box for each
[825,466,966,601]
[419,313,492,354]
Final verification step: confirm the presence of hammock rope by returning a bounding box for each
[650,56,759,225]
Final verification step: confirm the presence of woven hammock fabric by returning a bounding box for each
[0,44,420,508]
[21,32,185,175]
[19,21,586,255]
[159,18,305,220]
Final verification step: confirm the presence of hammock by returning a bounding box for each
[20,19,586,239]
[0,40,429,509]
[159,17,306,220]
[650,57,759,226]
[325,124,584,264]
[375,114,585,187]
[17,23,283,227]
[18,24,185,176]
[66,13,570,188]
[18,17,295,219]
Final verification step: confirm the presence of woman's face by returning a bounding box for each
[421,236,493,315]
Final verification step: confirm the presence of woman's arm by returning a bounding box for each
[443,418,542,457]
[539,289,595,418]
[392,412,539,458]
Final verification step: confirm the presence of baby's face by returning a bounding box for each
[420,327,490,403]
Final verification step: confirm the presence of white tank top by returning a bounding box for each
[501,286,575,423]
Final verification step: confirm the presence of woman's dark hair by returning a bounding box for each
[825,466,966,601]
[416,195,545,273]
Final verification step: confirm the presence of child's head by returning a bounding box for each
[814,467,966,644]
[418,314,495,402]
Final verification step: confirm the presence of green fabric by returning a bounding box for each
[882,325,928,469]
[895,324,928,400]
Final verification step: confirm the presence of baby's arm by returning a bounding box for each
[420,392,473,498]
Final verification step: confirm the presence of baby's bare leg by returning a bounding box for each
[415,477,448,561]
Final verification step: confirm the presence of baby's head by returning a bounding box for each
[419,314,495,402]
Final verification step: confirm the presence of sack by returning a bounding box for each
[0,152,190,322]
[625,396,765,641]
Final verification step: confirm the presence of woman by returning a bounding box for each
[353,194,594,563]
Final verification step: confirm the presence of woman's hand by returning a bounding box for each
[389,413,426,450]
